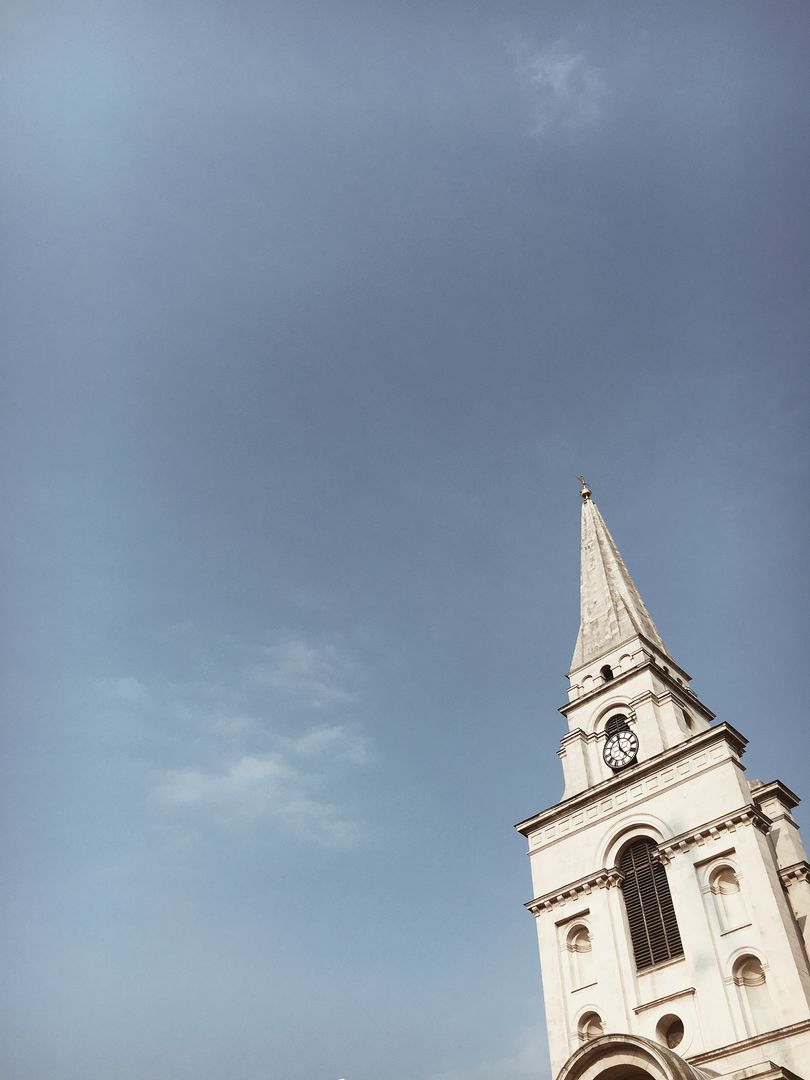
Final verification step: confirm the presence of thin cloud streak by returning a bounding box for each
[93,629,374,846]
[153,725,370,846]
[515,40,605,135]
[93,675,149,703]
[249,634,362,708]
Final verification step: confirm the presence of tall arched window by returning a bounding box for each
[620,838,684,969]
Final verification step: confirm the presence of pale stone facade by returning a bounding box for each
[516,485,810,1080]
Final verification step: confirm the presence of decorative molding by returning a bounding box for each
[553,907,591,928]
[719,922,752,937]
[525,805,773,916]
[634,986,695,1015]
[752,779,801,811]
[635,954,686,978]
[564,633,695,708]
[692,844,736,869]
[526,868,623,915]
[571,980,598,994]
[563,642,649,707]
[520,727,745,850]
[779,860,810,887]
[687,1016,810,1066]
[656,805,770,863]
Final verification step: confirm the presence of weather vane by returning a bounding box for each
[577,475,592,500]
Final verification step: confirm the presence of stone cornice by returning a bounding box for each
[515,722,748,839]
[525,867,623,915]
[779,860,810,887]
[561,641,706,718]
[523,806,771,915]
[655,805,771,864]
[560,648,648,713]
[567,631,693,685]
[558,685,711,748]
[687,1016,810,1066]
[628,686,713,725]
[752,779,801,811]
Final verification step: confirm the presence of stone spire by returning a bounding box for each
[571,480,670,671]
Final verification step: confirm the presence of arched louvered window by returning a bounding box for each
[620,838,684,970]
[605,715,629,737]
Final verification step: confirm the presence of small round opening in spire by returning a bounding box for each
[577,475,592,500]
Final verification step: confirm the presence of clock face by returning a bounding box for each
[603,729,639,771]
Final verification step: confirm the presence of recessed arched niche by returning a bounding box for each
[577,1010,604,1043]
[566,923,594,989]
[733,954,772,1036]
[709,863,747,932]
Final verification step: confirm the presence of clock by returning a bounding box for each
[603,727,639,771]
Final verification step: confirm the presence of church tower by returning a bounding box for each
[516,482,810,1080]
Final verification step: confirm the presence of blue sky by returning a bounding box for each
[2,3,809,1079]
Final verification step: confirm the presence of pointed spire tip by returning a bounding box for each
[571,487,671,671]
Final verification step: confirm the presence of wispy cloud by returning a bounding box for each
[515,41,605,135]
[153,725,369,846]
[280,723,371,765]
[248,633,361,708]
[96,630,374,847]
[93,675,148,703]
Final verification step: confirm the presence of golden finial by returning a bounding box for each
[577,475,592,500]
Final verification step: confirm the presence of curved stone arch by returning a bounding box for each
[573,1003,605,1045]
[598,814,670,869]
[556,1032,708,1080]
[726,944,768,978]
[565,920,593,953]
[615,652,633,675]
[703,856,743,892]
[587,698,635,737]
